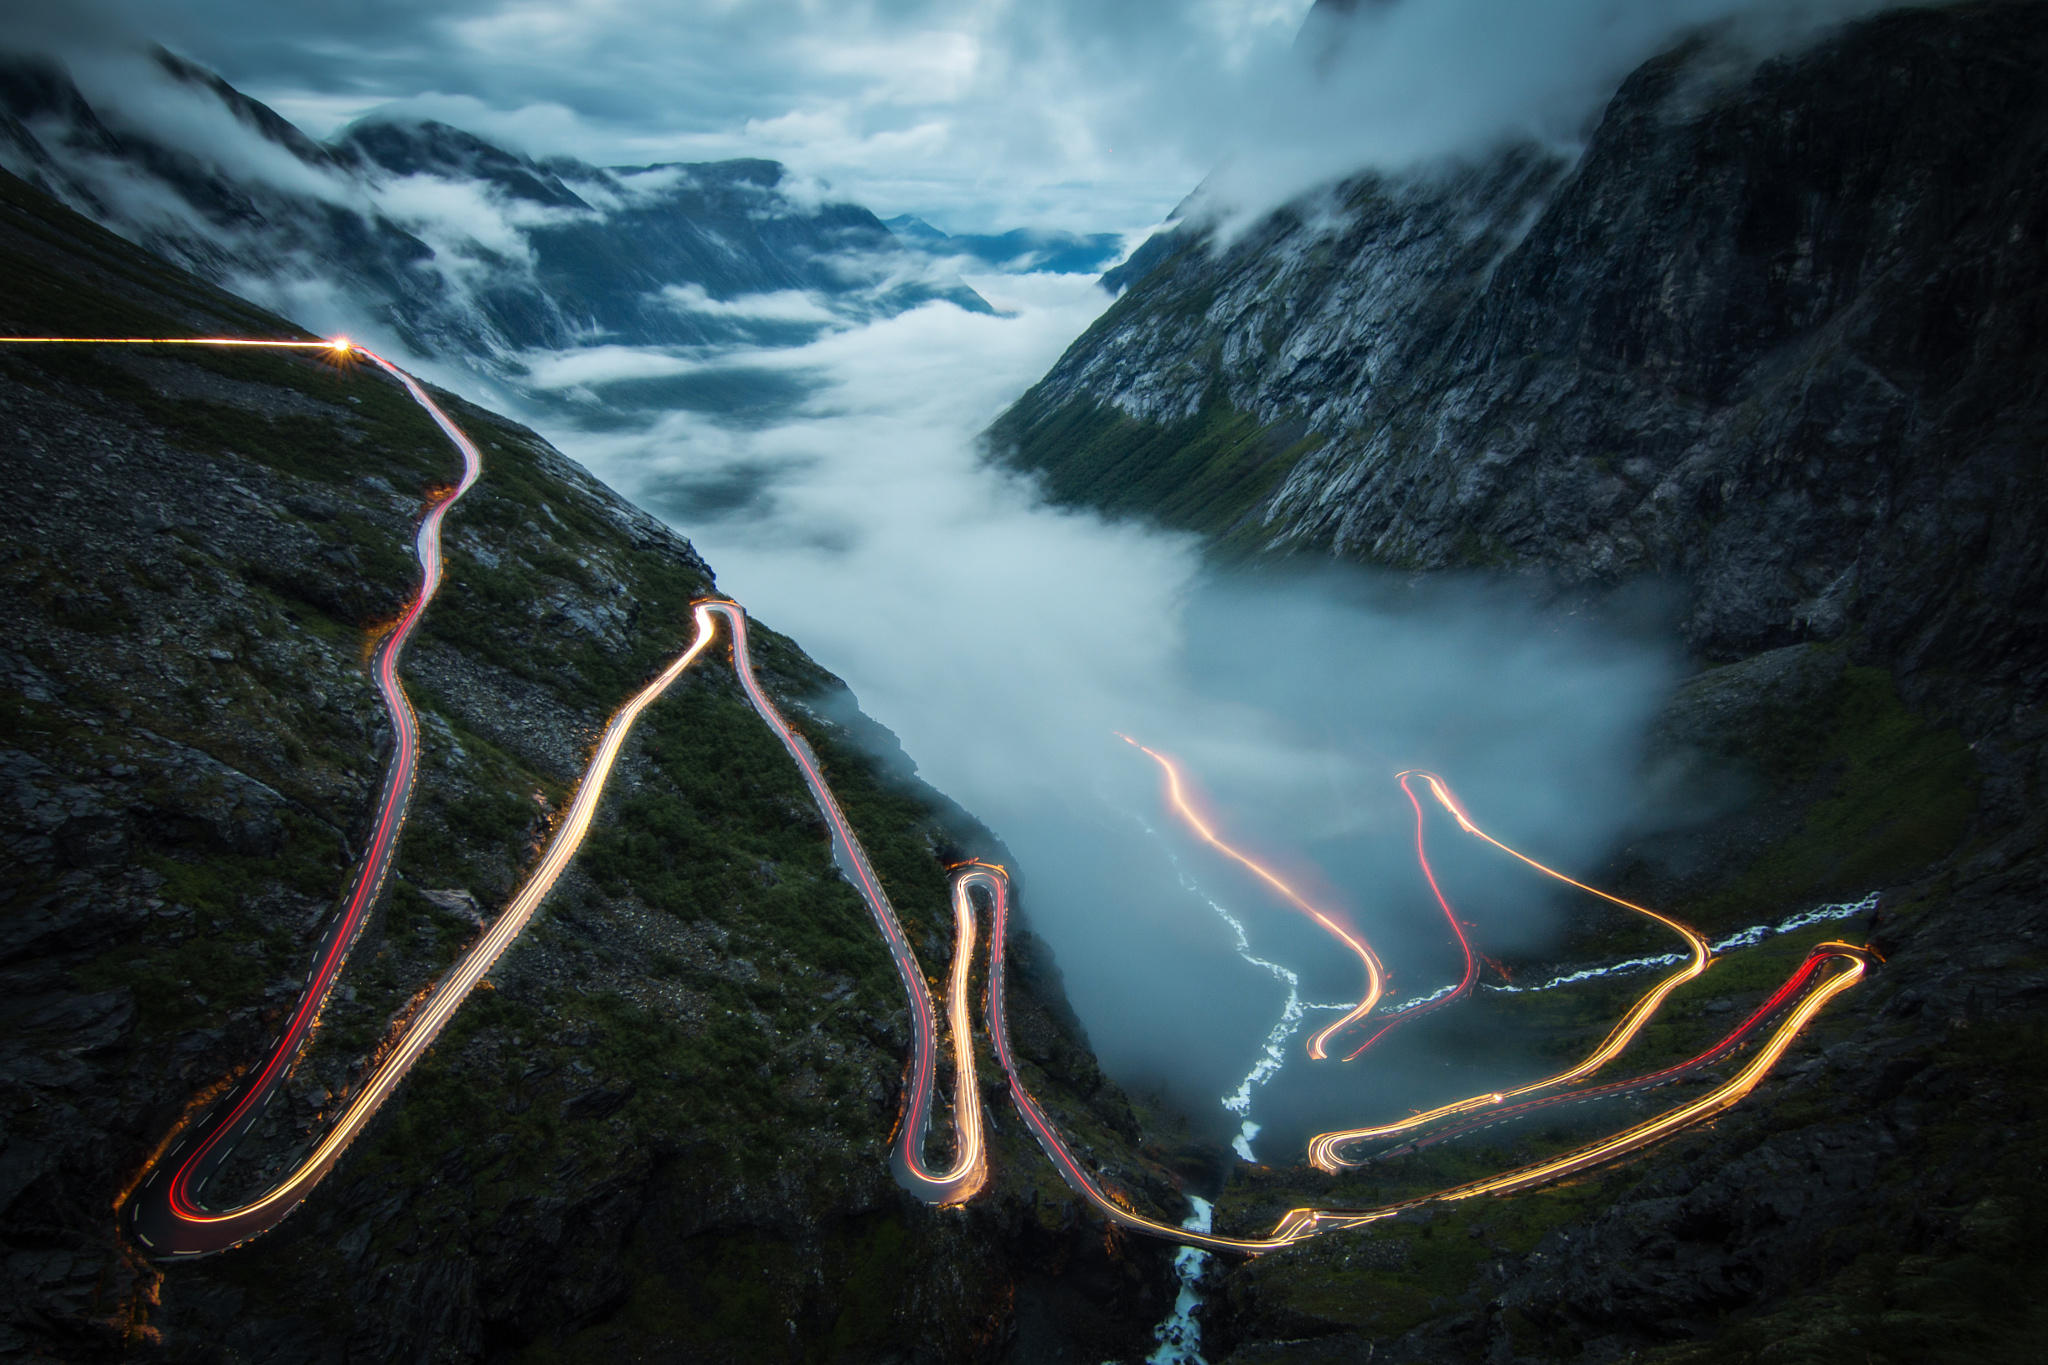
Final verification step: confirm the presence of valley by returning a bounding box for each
[3,2,2045,1362]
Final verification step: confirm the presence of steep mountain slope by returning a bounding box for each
[991,2,2048,1359]
[0,168,1175,1362]
[0,47,987,374]
[996,1,2046,695]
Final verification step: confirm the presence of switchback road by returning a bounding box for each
[0,334,1878,1261]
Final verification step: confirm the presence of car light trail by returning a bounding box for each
[1369,945,1843,1160]
[701,601,986,1205]
[0,332,482,1256]
[1117,752,1838,1200]
[970,854,1876,1254]
[972,860,1337,1253]
[135,603,720,1255]
[1306,771,1715,1169]
[1121,806,1360,1167]
[3,333,462,1253]
[11,333,1873,1265]
[1419,944,1871,1201]
[1120,737,1386,1061]
[14,334,736,1256]
[1325,770,1480,1060]
[0,336,351,349]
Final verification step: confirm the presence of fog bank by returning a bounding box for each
[538,275,1681,1141]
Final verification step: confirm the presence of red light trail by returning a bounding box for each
[1305,770,1716,1167]
[3,332,1875,1263]
[0,334,480,1255]
[1119,737,1387,1061]
[700,601,986,1204]
[1365,943,1863,1162]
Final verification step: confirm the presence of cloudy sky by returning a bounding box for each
[8,0,1920,237]
[16,0,1332,236]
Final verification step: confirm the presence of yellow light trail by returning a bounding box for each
[143,610,720,1249]
[0,336,347,348]
[1120,736,1386,1061]
[23,334,1868,1263]
[934,867,989,1199]
[706,601,984,1204]
[974,846,1875,1253]
[1414,944,1868,1202]
[1310,773,1712,1170]
[1306,771,1713,1169]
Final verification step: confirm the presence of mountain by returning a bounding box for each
[0,167,1176,1361]
[995,1,2046,695]
[884,214,1127,275]
[0,47,990,380]
[992,1,2048,1358]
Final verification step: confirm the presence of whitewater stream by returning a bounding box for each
[1128,805,1879,1365]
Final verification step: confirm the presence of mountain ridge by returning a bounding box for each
[987,2,2048,1358]
[882,213,1127,275]
[0,46,992,378]
[994,0,2047,709]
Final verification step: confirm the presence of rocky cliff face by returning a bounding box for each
[0,48,987,376]
[997,1,2047,700]
[993,2,2048,1360]
[0,168,1175,1363]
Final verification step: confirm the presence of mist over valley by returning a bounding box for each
[1,2,2042,1362]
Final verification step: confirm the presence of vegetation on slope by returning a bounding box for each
[0,168,1175,1363]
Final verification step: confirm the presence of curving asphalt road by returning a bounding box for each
[104,343,715,1254]
[1306,769,1481,1062]
[1120,737,1388,1063]
[701,600,987,1205]
[1361,942,1868,1164]
[961,856,1880,1253]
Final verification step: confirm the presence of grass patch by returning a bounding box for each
[1679,663,1976,935]
[989,388,1323,545]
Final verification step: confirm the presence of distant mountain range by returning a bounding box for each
[0,47,1118,397]
[884,214,1124,276]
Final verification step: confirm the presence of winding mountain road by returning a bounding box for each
[1121,736,1387,1062]
[120,340,481,1256]
[1362,942,1872,1164]
[1306,770,1718,1169]
[3,332,1880,1262]
[702,600,987,1206]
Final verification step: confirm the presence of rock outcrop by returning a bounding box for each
[991,2,2048,1359]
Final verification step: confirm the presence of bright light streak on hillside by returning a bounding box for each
[1308,771,1715,1169]
[1121,735,1386,1061]
[4,334,1878,1263]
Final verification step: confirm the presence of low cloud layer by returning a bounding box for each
[1189,0,1951,234]
[534,274,1680,1131]
[0,0,1915,1155]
